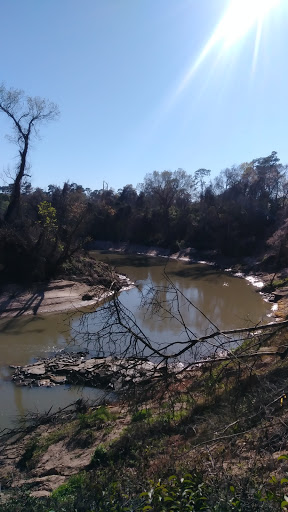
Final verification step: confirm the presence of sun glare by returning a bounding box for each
[171,0,281,101]
[217,0,280,49]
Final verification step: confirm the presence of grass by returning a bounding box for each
[131,408,152,423]
[4,327,288,510]
[262,276,288,293]
[77,405,117,429]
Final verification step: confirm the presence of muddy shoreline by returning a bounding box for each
[1,245,288,499]
[90,241,288,319]
[1,243,285,319]
[0,275,133,319]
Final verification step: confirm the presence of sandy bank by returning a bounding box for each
[0,278,131,319]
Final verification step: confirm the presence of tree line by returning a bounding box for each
[1,84,288,282]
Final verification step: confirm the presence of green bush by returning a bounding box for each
[139,474,207,511]
[50,472,133,511]
[90,445,110,467]
[2,458,288,511]
[51,472,90,501]
[77,406,115,429]
[131,408,152,423]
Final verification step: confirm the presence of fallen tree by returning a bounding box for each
[64,270,288,400]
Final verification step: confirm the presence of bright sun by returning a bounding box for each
[217,0,280,48]
[172,0,282,100]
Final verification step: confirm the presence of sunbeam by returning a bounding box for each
[171,0,282,104]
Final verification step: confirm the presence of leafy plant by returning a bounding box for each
[77,405,115,429]
[131,408,152,423]
[139,473,207,511]
[37,201,58,232]
[259,455,288,510]
[51,472,89,501]
[90,445,110,467]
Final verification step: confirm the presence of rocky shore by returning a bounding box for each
[10,352,166,391]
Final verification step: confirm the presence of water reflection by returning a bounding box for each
[0,252,271,429]
[72,254,271,365]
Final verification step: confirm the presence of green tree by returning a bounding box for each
[37,201,58,231]
[140,169,195,213]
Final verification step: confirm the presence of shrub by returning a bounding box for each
[90,445,110,467]
[131,408,152,423]
[139,474,207,511]
[77,405,115,429]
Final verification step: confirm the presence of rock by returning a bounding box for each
[50,375,67,384]
[30,490,51,498]
[24,365,46,376]
[15,379,34,387]
[10,353,166,391]
[37,379,54,387]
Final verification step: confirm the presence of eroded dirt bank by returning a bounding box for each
[2,333,288,500]
[0,401,132,498]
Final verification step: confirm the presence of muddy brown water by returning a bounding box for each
[0,252,271,430]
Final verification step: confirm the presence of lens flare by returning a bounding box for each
[218,0,279,49]
[173,0,281,101]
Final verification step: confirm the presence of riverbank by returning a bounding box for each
[1,248,288,505]
[0,278,133,319]
[0,280,103,318]
[88,240,270,274]
[1,321,288,502]
[0,256,133,318]
[1,243,283,319]
[90,241,288,319]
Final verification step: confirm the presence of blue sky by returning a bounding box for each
[0,0,288,192]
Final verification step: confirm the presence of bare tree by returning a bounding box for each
[0,84,59,223]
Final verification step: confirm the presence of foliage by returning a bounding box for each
[90,445,110,467]
[51,472,90,500]
[77,405,115,429]
[2,462,288,511]
[131,408,152,423]
[139,473,207,511]
[49,472,134,511]
[37,201,58,231]
[1,144,288,281]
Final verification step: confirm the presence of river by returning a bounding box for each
[0,252,272,430]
